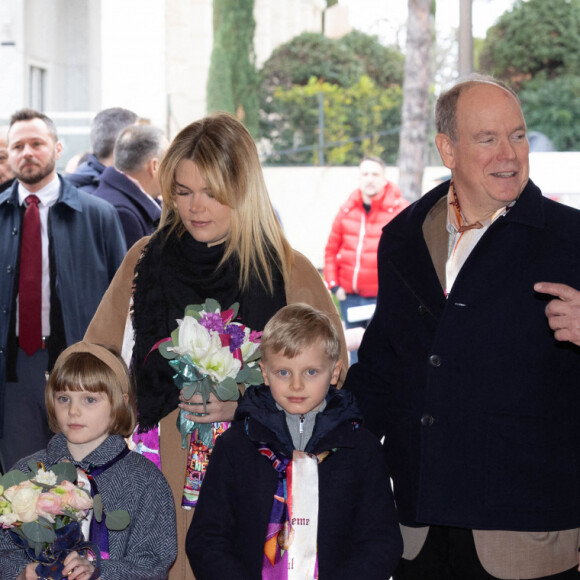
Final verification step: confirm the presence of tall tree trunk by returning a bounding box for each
[398,0,433,201]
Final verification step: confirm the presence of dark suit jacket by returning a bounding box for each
[93,166,161,249]
[344,179,580,532]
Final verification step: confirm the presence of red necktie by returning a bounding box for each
[19,194,42,355]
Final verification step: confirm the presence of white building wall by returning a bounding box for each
[0,0,25,117]
[100,0,167,129]
[0,0,327,139]
[254,0,324,67]
[165,0,213,135]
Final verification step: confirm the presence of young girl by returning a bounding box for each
[0,342,177,580]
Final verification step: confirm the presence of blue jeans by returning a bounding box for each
[339,294,376,365]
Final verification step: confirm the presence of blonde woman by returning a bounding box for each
[84,111,347,580]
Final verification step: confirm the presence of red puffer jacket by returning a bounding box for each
[324,183,409,297]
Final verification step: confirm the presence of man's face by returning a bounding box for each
[436,83,529,222]
[358,159,387,201]
[0,137,14,184]
[8,119,62,190]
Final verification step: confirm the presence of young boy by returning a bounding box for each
[186,303,403,579]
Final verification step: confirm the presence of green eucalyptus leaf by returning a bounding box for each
[0,470,29,488]
[21,520,55,544]
[185,304,203,318]
[204,298,220,313]
[33,539,44,558]
[26,459,39,475]
[158,340,177,360]
[215,377,239,400]
[105,509,130,531]
[93,494,103,523]
[181,383,198,400]
[235,366,249,383]
[170,327,180,347]
[245,348,262,364]
[245,367,265,386]
[55,517,68,530]
[51,462,77,484]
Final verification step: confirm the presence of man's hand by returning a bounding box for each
[534,282,580,346]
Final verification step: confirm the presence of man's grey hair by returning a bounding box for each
[435,74,520,143]
[114,124,166,173]
[91,107,138,161]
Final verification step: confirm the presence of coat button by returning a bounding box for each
[2,306,8,314]
[421,414,434,426]
[429,354,441,367]
[6,265,13,273]
[418,304,428,315]
[12,228,18,235]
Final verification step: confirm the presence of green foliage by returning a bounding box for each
[479,0,580,150]
[266,75,402,165]
[480,0,580,86]
[520,75,580,151]
[206,0,259,135]
[259,31,404,165]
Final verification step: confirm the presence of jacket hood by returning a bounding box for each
[65,154,105,189]
[235,384,363,456]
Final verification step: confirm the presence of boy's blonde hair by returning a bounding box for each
[260,303,340,363]
[45,347,136,437]
[157,111,293,293]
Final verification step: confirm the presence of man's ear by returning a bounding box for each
[148,157,159,178]
[435,133,456,170]
[55,140,64,161]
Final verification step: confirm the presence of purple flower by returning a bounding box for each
[200,312,224,333]
[226,324,245,352]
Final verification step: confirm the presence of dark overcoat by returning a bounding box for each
[345,179,580,532]
[93,166,161,249]
[186,386,403,579]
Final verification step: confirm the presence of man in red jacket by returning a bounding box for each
[324,156,409,363]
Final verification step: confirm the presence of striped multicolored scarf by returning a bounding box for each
[258,445,333,579]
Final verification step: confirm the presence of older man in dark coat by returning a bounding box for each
[93,124,166,248]
[345,75,580,579]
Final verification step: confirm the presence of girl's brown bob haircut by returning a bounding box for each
[45,348,136,437]
[260,303,341,363]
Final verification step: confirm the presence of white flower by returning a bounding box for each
[239,327,260,361]
[169,316,212,360]
[199,341,241,383]
[0,512,18,527]
[33,467,58,486]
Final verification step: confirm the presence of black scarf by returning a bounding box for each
[131,229,286,430]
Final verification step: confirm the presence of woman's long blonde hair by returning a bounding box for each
[158,111,293,293]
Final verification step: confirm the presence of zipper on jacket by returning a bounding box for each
[352,214,366,293]
[299,414,305,450]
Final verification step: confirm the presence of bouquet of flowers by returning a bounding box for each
[0,460,129,579]
[157,298,263,448]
